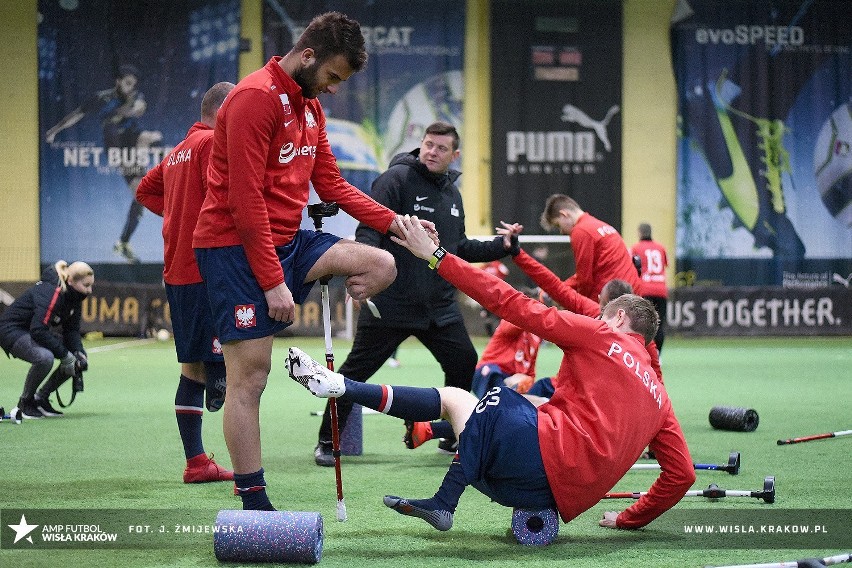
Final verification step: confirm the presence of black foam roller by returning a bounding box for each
[709,406,759,432]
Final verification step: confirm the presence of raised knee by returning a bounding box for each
[374,249,396,284]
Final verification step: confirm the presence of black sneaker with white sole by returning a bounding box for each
[12,397,43,420]
[314,442,335,467]
[35,395,64,417]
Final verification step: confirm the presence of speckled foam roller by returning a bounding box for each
[213,510,323,564]
[511,508,559,546]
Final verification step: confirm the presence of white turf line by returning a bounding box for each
[87,338,156,354]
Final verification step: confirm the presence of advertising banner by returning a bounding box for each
[671,0,852,286]
[667,286,852,336]
[263,0,465,238]
[38,0,240,269]
[490,0,623,233]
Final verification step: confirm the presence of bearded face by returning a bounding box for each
[293,63,322,99]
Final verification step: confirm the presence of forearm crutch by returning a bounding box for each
[777,429,852,445]
[308,202,347,522]
[604,476,776,504]
[629,451,741,475]
[706,551,851,567]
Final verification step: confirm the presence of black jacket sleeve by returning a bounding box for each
[355,167,403,248]
[454,199,508,263]
[457,235,507,263]
[30,285,68,359]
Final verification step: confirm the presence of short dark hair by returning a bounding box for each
[201,82,235,121]
[424,121,460,150]
[294,12,367,72]
[540,194,581,231]
[599,279,633,309]
[639,222,652,240]
[601,294,659,345]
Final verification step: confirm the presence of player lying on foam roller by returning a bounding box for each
[286,215,695,533]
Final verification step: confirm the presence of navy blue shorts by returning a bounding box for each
[166,282,224,364]
[458,387,556,510]
[471,363,509,399]
[195,229,340,343]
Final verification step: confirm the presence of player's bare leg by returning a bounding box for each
[306,240,396,300]
[436,387,478,439]
[222,337,275,510]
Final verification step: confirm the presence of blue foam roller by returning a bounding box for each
[213,510,323,564]
[511,508,559,546]
[341,403,362,456]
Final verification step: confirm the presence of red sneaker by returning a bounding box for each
[403,421,434,449]
[183,453,234,483]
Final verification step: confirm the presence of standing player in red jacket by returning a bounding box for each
[540,194,643,301]
[137,82,236,485]
[288,215,694,533]
[191,13,420,511]
[631,223,669,352]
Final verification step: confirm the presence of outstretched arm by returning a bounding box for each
[512,250,599,317]
[603,410,695,530]
[391,215,600,348]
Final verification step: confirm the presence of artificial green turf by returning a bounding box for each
[1,336,850,567]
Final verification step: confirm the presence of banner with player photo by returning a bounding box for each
[262,0,465,239]
[38,0,240,272]
[672,0,852,287]
[489,0,623,234]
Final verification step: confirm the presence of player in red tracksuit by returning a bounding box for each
[288,216,694,534]
[137,82,236,485]
[473,319,541,397]
[190,13,423,511]
[405,250,661,451]
[540,194,643,301]
[631,223,669,351]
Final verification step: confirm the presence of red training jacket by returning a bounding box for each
[630,239,669,298]
[564,213,644,300]
[513,249,663,383]
[137,122,212,285]
[438,254,693,528]
[477,319,541,378]
[192,58,395,291]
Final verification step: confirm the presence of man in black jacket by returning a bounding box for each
[314,121,517,465]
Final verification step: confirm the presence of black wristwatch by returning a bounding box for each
[428,246,447,270]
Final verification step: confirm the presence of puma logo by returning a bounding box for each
[561,104,620,152]
[832,273,852,288]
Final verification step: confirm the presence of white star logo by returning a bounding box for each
[8,514,38,544]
